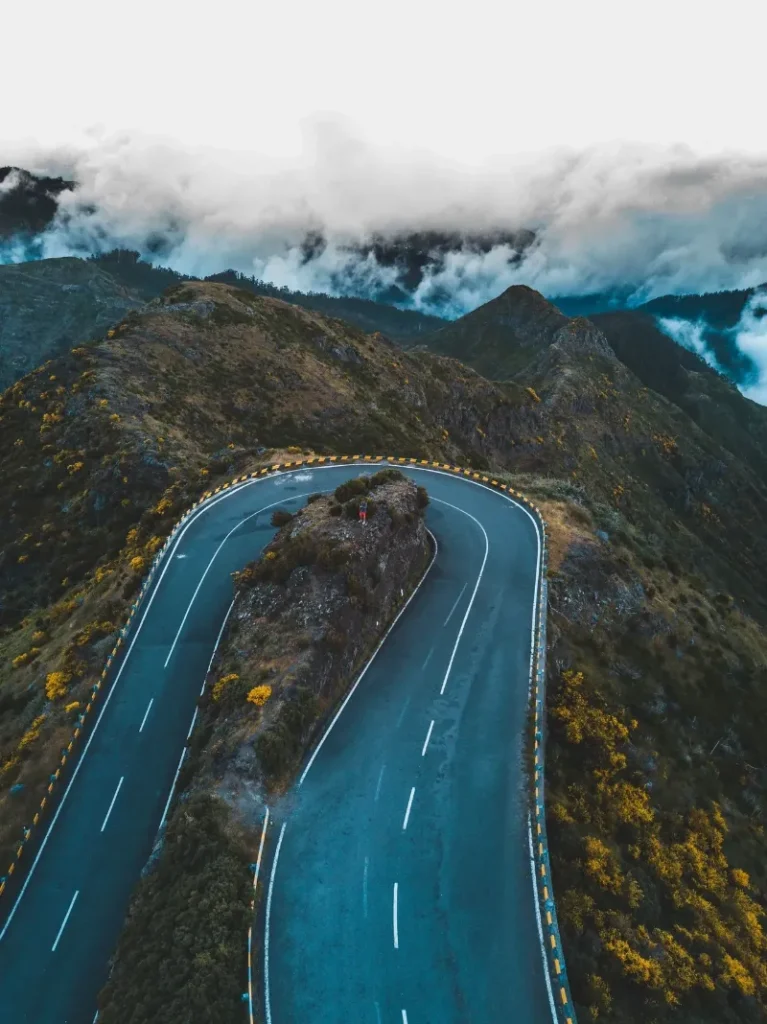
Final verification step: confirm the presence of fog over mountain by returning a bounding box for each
[4,129,767,303]
[3,127,767,399]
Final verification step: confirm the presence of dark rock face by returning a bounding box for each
[551,317,615,359]
[0,167,74,239]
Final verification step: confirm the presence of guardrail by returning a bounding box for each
[532,533,578,1023]
[0,518,183,913]
[0,452,576,1024]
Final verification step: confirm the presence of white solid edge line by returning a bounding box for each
[393,881,399,949]
[99,776,124,833]
[529,815,558,1023]
[159,748,186,832]
[138,697,153,733]
[200,595,237,695]
[0,476,282,942]
[205,599,236,679]
[186,707,199,740]
[254,807,270,891]
[442,581,468,627]
[402,786,416,831]
[4,463,548,1005]
[163,595,237,830]
[247,807,270,1024]
[0,468,345,941]
[264,821,287,1024]
[430,497,489,696]
[297,528,439,788]
[250,465,548,1019]
[163,491,318,668]
[421,720,435,757]
[51,890,78,952]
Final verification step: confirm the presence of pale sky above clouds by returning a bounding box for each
[5,0,767,401]
[4,0,764,161]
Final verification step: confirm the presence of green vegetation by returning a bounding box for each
[96,795,252,1024]
[1,272,767,1024]
[534,481,767,1024]
[99,477,430,1020]
[270,508,294,527]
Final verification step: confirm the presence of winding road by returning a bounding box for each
[0,463,553,1024]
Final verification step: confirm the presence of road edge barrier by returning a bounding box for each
[0,453,576,1024]
[532,529,578,1023]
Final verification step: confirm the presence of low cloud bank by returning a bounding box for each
[3,127,767,403]
[2,127,767,318]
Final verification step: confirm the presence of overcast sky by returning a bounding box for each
[5,0,764,160]
[4,0,767,401]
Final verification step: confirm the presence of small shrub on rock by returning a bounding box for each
[370,468,404,488]
[333,476,370,504]
[271,508,294,528]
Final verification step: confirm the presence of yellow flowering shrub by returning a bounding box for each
[46,671,72,700]
[246,684,272,707]
[211,673,239,702]
[152,497,173,515]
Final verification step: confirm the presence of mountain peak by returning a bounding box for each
[421,283,615,380]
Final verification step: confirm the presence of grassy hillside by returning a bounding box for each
[415,283,570,377]
[0,258,145,389]
[0,254,446,392]
[0,280,765,1023]
[0,280,530,873]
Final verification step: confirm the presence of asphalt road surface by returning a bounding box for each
[0,464,551,1024]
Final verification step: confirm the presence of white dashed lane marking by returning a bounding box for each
[51,891,78,952]
[402,787,416,831]
[99,776,124,833]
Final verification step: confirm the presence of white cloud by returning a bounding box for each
[0,170,21,195]
[6,126,767,319]
[656,318,712,360]
[732,289,767,404]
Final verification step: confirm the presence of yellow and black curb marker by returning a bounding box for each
[0,455,576,1020]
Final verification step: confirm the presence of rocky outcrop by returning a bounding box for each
[190,470,431,812]
[550,316,615,359]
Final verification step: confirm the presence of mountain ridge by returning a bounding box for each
[0,278,766,1024]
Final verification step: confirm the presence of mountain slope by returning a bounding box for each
[0,255,446,391]
[591,310,767,479]
[0,258,146,389]
[1,281,766,1024]
[417,283,570,377]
